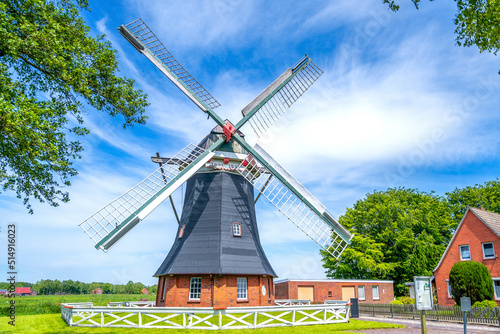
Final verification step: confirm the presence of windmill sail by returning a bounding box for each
[237,144,352,258]
[79,144,215,251]
[236,55,323,137]
[119,19,220,111]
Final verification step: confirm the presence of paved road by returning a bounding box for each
[354,316,500,333]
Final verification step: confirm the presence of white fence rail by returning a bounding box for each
[107,301,155,308]
[61,302,350,330]
[275,299,311,306]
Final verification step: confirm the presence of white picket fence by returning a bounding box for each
[61,302,350,330]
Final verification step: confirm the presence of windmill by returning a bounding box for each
[79,19,352,308]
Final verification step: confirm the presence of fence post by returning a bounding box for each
[412,304,415,320]
[372,303,375,317]
[435,304,439,322]
[497,307,500,327]
[390,303,393,318]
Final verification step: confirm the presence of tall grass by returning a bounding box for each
[0,294,154,316]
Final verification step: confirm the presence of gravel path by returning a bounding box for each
[354,316,500,333]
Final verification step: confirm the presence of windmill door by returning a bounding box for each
[297,286,314,301]
[341,286,355,301]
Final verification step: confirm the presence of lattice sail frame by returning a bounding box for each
[237,156,350,259]
[242,59,323,138]
[122,19,220,110]
[79,144,211,251]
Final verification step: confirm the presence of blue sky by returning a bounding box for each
[1,0,500,286]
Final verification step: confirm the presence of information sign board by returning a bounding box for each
[414,276,433,311]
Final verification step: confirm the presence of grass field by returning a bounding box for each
[0,294,404,333]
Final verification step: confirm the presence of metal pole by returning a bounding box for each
[463,311,467,334]
[421,310,427,334]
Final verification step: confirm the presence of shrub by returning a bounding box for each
[449,261,494,306]
[390,300,404,305]
[396,296,415,305]
[473,300,498,308]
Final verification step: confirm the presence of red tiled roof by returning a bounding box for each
[15,287,31,294]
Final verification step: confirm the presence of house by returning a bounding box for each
[275,279,394,304]
[12,287,32,296]
[91,288,103,295]
[433,207,500,306]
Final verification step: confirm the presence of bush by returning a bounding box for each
[390,300,404,305]
[449,261,494,306]
[396,296,415,305]
[473,300,498,308]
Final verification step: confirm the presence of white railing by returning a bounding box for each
[61,302,349,330]
[275,299,311,306]
[324,300,348,305]
[107,301,156,307]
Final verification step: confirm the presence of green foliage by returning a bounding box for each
[473,300,498,308]
[390,299,404,304]
[396,296,415,304]
[322,188,454,296]
[446,179,500,225]
[0,0,149,212]
[383,1,500,56]
[449,261,494,305]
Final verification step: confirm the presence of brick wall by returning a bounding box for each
[275,280,394,304]
[156,274,274,307]
[434,210,500,307]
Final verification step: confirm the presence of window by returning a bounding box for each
[494,279,500,300]
[189,277,202,300]
[483,242,496,259]
[161,277,167,301]
[178,225,186,238]
[232,223,241,237]
[446,279,452,298]
[358,285,365,300]
[460,245,471,260]
[237,277,247,300]
[328,291,332,297]
[372,286,379,300]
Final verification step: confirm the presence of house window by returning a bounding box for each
[446,279,452,298]
[178,225,186,238]
[483,242,496,259]
[493,279,500,300]
[189,277,202,300]
[460,245,471,260]
[358,285,365,300]
[161,277,167,301]
[237,277,247,300]
[328,291,332,297]
[232,223,241,236]
[372,286,379,300]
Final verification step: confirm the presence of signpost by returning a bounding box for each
[414,276,434,334]
[460,296,471,334]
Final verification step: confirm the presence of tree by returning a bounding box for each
[322,188,454,295]
[446,179,500,225]
[449,260,494,305]
[0,0,148,213]
[383,1,500,55]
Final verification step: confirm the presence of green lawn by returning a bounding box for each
[0,313,404,334]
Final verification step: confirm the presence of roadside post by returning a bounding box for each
[414,276,433,334]
[460,296,471,334]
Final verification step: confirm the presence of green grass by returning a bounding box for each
[0,294,153,316]
[0,313,404,334]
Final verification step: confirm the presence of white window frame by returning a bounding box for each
[459,245,471,261]
[237,277,247,300]
[358,285,365,300]
[189,277,202,300]
[232,222,241,237]
[446,279,452,298]
[493,278,500,300]
[372,285,379,300]
[482,242,496,259]
[161,277,168,301]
